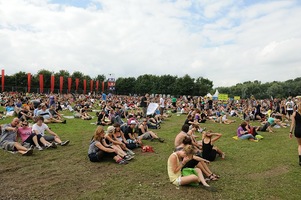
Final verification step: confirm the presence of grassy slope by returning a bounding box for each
[1,113,301,200]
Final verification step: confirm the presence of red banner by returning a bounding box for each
[50,75,55,93]
[90,80,93,92]
[83,79,86,94]
[75,78,79,91]
[59,76,63,93]
[96,80,99,91]
[1,69,4,92]
[27,73,31,93]
[39,74,44,93]
[102,81,104,92]
[68,77,72,93]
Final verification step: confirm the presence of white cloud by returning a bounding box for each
[0,0,301,88]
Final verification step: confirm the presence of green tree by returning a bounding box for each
[193,77,213,96]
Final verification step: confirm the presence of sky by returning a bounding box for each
[0,0,301,87]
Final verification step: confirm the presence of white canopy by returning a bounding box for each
[213,90,219,97]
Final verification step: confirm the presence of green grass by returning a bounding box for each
[1,113,301,200]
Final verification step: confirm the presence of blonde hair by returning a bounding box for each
[93,126,105,141]
[183,145,194,156]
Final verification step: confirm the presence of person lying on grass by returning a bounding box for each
[32,117,69,146]
[104,126,135,157]
[256,114,286,133]
[0,118,33,156]
[167,144,216,191]
[87,126,128,164]
[138,119,164,142]
[17,120,56,150]
[175,136,220,181]
[202,131,225,161]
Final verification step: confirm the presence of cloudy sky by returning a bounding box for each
[0,0,300,87]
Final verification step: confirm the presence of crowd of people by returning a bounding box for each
[1,91,301,191]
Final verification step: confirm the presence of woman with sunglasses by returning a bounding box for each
[17,121,56,150]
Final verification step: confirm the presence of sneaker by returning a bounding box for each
[127,150,135,156]
[51,142,57,149]
[62,120,67,124]
[158,138,165,143]
[61,140,70,146]
[221,153,226,159]
[36,146,43,151]
[124,155,133,161]
[22,148,33,156]
[45,144,52,149]
[117,159,128,165]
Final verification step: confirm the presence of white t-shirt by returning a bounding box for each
[32,123,49,136]
[37,109,51,119]
[160,97,165,108]
[286,101,294,111]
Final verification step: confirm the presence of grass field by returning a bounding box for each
[1,112,301,200]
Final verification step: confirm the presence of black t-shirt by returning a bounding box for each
[98,113,104,122]
[184,119,192,126]
[140,97,147,108]
[125,126,136,140]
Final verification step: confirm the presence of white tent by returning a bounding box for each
[206,93,212,98]
[212,90,219,100]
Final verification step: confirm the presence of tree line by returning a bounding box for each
[2,69,300,98]
[216,78,301,99]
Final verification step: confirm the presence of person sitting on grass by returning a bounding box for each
[138,119,164,142]
[18,106,33,121]
[0,118,33,156]
[175,136,220,181]
[88,126,128,164]
[113,123,137,150]
[32,117,70,146]
[48,104,63,120]
[124,120,142,146]
[202,131,225,161]
[79,107,92,120]
[96,110,112,126]
[237,121,258,142]
[105,126,135,156]
[37,104,66,124]
[167,145,215,191]
[17,120,56,150]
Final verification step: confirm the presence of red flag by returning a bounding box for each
[102,81,104,92]
[1,69,4,92]
[39,74,44,93]
[90,80,93,92]
[50,75,55,93]
[75,78,79,91]
[96,80,99,91]
[27,73,31,93]
[83,79,87,94]
[59,76,63,93]
[68,77,72,93]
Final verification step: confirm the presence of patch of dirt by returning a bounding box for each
[246,165,289,180]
